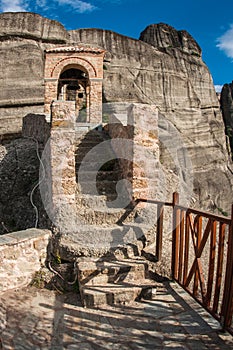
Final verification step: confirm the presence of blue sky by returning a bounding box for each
[0,0,233,91]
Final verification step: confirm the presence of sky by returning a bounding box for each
[0,0,233,92]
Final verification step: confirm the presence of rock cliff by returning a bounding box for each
[220,81,233,158]
[70,25,233,212]
[0,12,68,136]
[0,13,232,215]
[139,23,202,56]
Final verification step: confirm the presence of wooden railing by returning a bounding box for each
[171,193,233,334]
[138,193,233,334]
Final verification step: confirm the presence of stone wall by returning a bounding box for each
[108,103,159,200]
[40,101,77,232]
[0,229,51,293]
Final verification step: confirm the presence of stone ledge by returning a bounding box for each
[0,228,51,246]
[0,229,51,293]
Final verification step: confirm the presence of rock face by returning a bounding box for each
[70,25,233,213]
[139,23,202,56]
[0,12,68,136]
[0,13,233,214]
[0,137,50,234]
[220,82,233,158]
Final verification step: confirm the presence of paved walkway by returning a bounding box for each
[0,281,232,349]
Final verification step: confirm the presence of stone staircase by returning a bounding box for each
[60,127,157,307]
[75,128,135,225]
[77,254,157,308]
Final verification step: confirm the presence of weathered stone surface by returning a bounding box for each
[139,23,202,56]
[1,283,232,349]
[0,12,68,42]
[77,256,156,307]
[0,138,50,234]
[107,103,159,204]
[220,81,233,157]
[22,113,50,144]
[0,228,51,292]
[0,12,68,136]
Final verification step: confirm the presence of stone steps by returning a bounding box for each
[78,180,118,195]
[75,131,110,149]
[75,128,132,224]
[75,145,115,158]
[75,193,118,208]
[54,223,149,260]
[78,258,149,285]
[71,128,156,308]
[77,257,156,308]
[76,170,122,182]
[81,283,153,308]
[76,207,136,225]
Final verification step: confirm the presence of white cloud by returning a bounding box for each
[0,0,97,14]
[36,0,48,10]
[57,0,96,13]
[214,85,223,93]
[217,24,233,59]
[0,0,28,12]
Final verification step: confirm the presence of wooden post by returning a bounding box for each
[178,209,185,283]
[172,192,179,279]
[183,213,190,285]
[156,204,164,261]
[221,204,233,330]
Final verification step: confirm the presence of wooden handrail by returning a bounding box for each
[136,198,173,206]
[175,205,231,224]
[136,192,233,334]
[169,194,233,334]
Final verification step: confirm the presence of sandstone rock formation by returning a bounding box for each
[70,25,233,213]
[0,12,68,136]
[139,23,202,56]
[220,81,233,158]
[0,12,233,216]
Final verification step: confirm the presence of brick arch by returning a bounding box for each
[51,57,97,79]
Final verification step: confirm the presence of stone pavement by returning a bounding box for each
[0,281,232,350]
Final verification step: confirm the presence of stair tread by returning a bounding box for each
[78,257,148,271]
[61,222,151,235]
[78,207,133,212]
[82,279,156,292]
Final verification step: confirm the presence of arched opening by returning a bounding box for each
[57,67,90,121]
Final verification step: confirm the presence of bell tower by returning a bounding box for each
[44,46,105,125]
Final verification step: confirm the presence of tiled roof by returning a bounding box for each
[45,46,105,54]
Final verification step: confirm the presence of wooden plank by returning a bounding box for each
[176,206,231,225]
[185,259,198,287]
[206,220,217,308]
[196,257,207,303]
[197,219,212,256]
[172,192,180,279]
[183,213,190,285]
[185,217,211,288]
[193,215,202,297]
[221,204,233,329]
[156,204,164,261]
[178,210,185,283]
[213,223,226,314]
